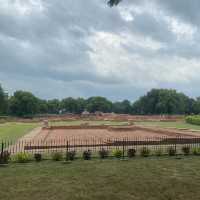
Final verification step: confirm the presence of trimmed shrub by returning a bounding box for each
[192,147,200,155]
[52,152,63,161]
[182,146,190,156]
[140,147,150,157]
[15,152,31,163]
[99,149,109,159]
[0,151,10,164]
[154,148,163,156]
[167,146,176,156]
[127,149,136,158]
[83,150,92,160]
[113,149,123,158]
[185,115,200,125]
[66,151,76,161]
[34,153,42,162]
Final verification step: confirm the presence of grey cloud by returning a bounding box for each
[0,0,200,101]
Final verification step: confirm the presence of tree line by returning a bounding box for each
[0,84,200,117]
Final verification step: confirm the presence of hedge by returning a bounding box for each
[185,115,200,125]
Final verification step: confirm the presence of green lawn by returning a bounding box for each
[50,120,128,126]
[0,122,38,141]
[1,157,200,200]
[135,121,200,131]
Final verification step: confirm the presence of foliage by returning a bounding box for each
[47,99,60,114]
[1,82,200,116]
[99,149,109,159]
[167,147,176,156]
[9,91,39,117]
[182,146,190,155]
[113,100,132,114]
[192,147,200,155]
[15,152,31,163]
[0,151,10,164]
[66,151,76,161]
[154,148,163,156]
[132,89,193,115]
[0,84,8,115]
[52,152,63,161]
[127,148,136,158]
[140,147,150,157]
[113,149,123,158]
[86,97,113,113]
[186,115,200,125]
[34,153,42,162]
[83,150,92,160]
[61,98,86,114]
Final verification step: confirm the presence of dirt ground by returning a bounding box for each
[7,125,200,154]
[29,125,199,142]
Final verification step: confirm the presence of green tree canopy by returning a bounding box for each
[9,91,39,117]
[132,89,192,115]
[0,84,8,115]
[86,96,113,113]
[47,99,61,114]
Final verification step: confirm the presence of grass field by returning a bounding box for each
[1,157,200,200]
[0,122,38,141]
[135,121,200,131]
[49,120,129,126]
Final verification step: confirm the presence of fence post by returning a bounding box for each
[66,140,69,161]
[175,137,177,156]
[122,138,125,159]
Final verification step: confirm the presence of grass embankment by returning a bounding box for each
[135,121,200,131]
[0,122,38,141]
[50,120,128,126]
[1,157,200,200]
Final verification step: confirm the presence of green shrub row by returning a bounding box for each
[4,145,200,164]
[185,115,200,125]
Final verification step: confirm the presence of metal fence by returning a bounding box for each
[1,136,200,157]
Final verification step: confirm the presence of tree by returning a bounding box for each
[132,89,192,115]
[191,97,200,114]
[47,99,60,114]
[86,97,113,113]
[113,100,132,114]
[0,84,8,115]
[37,99,48,114]
[9,91,38,117]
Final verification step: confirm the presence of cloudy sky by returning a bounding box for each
[0,0,200,101]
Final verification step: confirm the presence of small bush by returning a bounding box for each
[99,149,109,159]
[0,151,10,164]
[52,152,63,161]
[34,153,42,162]
[182,146,190,156]
[83,150,92,160]
[127,149,136,158]
[186,115,200,125]
[113,149,123,158]
[167,146,176,156]
[192,147,200,155]
[154,148,163,156]
[66,151,76,161]
[140,147,150,157]
[15,152,31,163]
